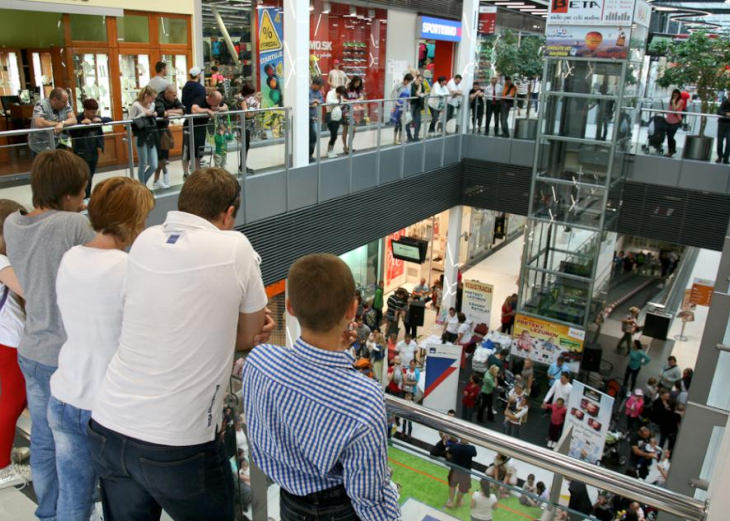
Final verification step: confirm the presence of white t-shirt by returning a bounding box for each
[471,492,497,520]
[92,211,268,446]
[457,322,472,344]
[446,314,459,334]
[446,79,463,107]
[0,254,25,348]
[51,247,127,411]
[328,69,348,88]
[396,340,417,366]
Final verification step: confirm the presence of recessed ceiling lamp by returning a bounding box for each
[495,2,526,5]
[653,6,677,11]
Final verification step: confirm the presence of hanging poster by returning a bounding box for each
[258,7,284,109]
[565,381,614,464]
[511,314,585,366]
[462,280,494,325]
[478,6,497,35]
[385,229,407,286]
[545,26,630,59]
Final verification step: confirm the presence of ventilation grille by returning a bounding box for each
[462,159,532,215]
[368,0,463,18]
[240,164,463,285]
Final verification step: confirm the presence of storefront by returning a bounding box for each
[416,15,460,84]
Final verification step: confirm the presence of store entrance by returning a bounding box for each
[417,39,454,86]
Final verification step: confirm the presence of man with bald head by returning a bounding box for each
[188,90,228,177]
[154,84,185,188]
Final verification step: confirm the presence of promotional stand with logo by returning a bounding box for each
[422,343,461,414]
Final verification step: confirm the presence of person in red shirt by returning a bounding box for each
[387,356,406,397]
[500,296,514,334]
[541,397,567,448]
[461,373,481,421]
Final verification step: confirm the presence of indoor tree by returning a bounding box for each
[515,34,545,116]
[494,29,519,79]
[650,31,730,137]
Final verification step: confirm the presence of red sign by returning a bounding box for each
[690,278,714,307]
[478,6,497,35]
[385,229,407,285]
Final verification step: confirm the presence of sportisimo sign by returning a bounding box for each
[418,16,462,42]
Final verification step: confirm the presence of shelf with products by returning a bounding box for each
[73,53,112,117]
[119,54,151,115]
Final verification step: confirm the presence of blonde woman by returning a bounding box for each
[128,86,159,186]
[49,177,154,519]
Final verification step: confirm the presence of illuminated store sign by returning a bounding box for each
[418,16,462,42]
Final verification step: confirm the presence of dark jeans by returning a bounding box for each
[616,332,633,351]
[87,420,234,521]
[428,107,441,133]
[666,123,680,154]
[401,419,412,436]
[327,119,341,148]
[309,119,318,160]
[718,122,730,161]
[404,323,418,338]
[374,308,383,331]
[82,156,99,198]
[411,108,422,140]
[446,104,457,124]
[280,484,358,521]
[485,102,501,135]
[461,406,474,422]
[477,392,494,422]
[500,103,512,137]
[531,92,539,113]
[500,322,513,335]
[624,366,641,391]
[471,105,484,131]
[548,422,563,442]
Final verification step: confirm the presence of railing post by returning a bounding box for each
[376,101,382,186]
[188,116,196,175]
[124,123,135,180]
[284,107,291,211]
[239,112,247,176]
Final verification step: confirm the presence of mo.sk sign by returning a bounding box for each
[418,16,462,42]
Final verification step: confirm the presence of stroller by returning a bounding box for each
[642,115,666,154]
[600,423,627,467]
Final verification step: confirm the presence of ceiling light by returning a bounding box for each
[654,6,677,11]
[309,1,314,11]
[495,2,527,5]
[322,2,331,13]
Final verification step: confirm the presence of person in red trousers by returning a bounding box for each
[0,199,31,490]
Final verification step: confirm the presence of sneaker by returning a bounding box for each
[327,151,337,159]
[246,167,254,174]
[152,179,165,190]
[0,464,32,490]
[162,173,170,188]
[10,447,29,464]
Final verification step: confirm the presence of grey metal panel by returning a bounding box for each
[245,171,287,223]
[319,159,350,202]
[463,135,511,163]
[509,139,536,167]
[379,148,403,184]
[240,164,463,286]
[462,159,532,216]
[146,190,179,227]
[351,154,379,193]
[687,292,730,405]
[678,160,730,193]
[444,135,461,165]
[287,165,318,211]
[630,154,681,187]
[425,140,442,169]
[404,143,425,177]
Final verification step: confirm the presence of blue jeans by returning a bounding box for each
[87,420,234,521]
[48,396,95,521]
[137,140,158,185]
[17,355,59,521]
[280,485,358,521]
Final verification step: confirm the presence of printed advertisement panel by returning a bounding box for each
[511,314,585,366]
[462,280,494,325]
[545,25,630,58]
[690,278,714,307]
[419,16,462,42]
[478,6,497,35]
[548,0,636,26]
[423,343,461,414]
[258,7,284,109]
[385,229,407,285]
[565,381,614,464]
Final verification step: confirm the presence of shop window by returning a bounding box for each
[69,14,107,42]
[161,54,188,90]
[31,52,55,99]
[159,17,188,45]
[0,52,22,97]
[73,53,112,117]
[119,54,151,112]
[118,15,150,44]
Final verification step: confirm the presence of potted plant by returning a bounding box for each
[650,32,730,161]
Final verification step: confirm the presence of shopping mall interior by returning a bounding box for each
[2,0,730,520]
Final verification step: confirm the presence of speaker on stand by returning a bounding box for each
[580,343,603,387]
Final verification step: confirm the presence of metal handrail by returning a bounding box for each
[386,396,707,520]
[641,107,724,119]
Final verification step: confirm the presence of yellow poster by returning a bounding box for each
[512,313,585,365]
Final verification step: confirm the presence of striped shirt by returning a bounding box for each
[241,338,401,521]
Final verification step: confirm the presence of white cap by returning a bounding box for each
[189,67,202,77]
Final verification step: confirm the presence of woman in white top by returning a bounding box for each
[456,312,473,345]
[443,307,460,343]
[0,199,31,490]
[428,75,450,135]
[49,177,154,519]
[128,85,158,187]
[325,86,346,158]
[471,478,498,521]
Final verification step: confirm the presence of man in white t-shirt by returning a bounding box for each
[396,334,418,367]
[544,372,573,405]
[446,74,463,128]
[88,168,273,521]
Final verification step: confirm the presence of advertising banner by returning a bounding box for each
[462,280,494,325]
[548,0,636,27]
[423,343,461,414]
[511,314,585,366]
[385,229,407,285]
[545,25,630,58]
[565,381,614,464]
[418,16,463,42]
[690,278,715,307]
[258,7,284,109]
[478,6,497,35]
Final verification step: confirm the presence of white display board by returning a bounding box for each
[422,343,462,414]
[565,381,614,464]
[462,279,494,326]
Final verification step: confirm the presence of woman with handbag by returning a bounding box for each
[128,86,159,187]
[342,76,364,155]
[239,82,259,174]
[152,85,184,189]
[665,89,686,157]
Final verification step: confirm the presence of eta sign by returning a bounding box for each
[551,0,600,12]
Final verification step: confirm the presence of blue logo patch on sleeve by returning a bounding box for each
[167,234,180,244]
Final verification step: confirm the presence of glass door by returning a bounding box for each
[118,52,151,117]
[0,52,22,97]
